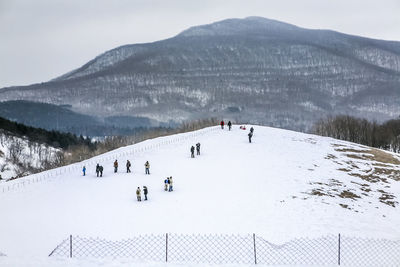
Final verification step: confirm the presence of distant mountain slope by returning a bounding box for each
[1,17,400,131]
[0,101,159,136]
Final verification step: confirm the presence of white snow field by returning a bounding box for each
[1,125,400,266]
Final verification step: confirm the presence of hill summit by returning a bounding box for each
[1,17,400,131]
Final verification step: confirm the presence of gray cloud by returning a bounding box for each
[1,0,399,87]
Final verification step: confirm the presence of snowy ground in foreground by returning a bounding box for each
[0,125,400,266]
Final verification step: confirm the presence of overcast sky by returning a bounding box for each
[1,0,399,87]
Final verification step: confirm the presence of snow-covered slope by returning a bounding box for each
[0,125,400,265]
[0,131,60,181]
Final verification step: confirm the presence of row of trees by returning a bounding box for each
[312,115,400,153]
[0,116,96,150]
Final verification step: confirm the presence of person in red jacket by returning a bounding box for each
[220,120,224,129]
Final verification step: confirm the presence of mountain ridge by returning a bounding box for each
[1,17,400,131]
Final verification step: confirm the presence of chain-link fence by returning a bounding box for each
[48,234,400,266]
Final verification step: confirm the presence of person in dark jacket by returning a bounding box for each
[82,166,86,176]
[143,186,148,200]
[228,121,232,131]
[190,146,195,158]
[126,160,131,173]
[250,127,254,134]
[196,143,201,155]
[220,120,224,129]
[96,164,100,177]
[114,160,118,173]
[99,165,103,177]
[248,131,253,143]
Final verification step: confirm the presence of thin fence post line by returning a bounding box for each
[253,233,257,264]
[338,233,341,265]
[70,235,73,258]
[165,233,168,262]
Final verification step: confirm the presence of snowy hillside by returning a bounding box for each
[0,125,400,266]
[0,131,60,181]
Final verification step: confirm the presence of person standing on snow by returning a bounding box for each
[190,146,195,158]
[114,160,118,173]
[144,161,150,174]
[220,120,224,129]
[228,121,232,131]
[196,143,201,155]
[164,178,169,191]
[168,176,173,192]
[250,127,254,134]
[82,166,86,176]
[143,186,148,201]
[126,160,131,173]
[99,165,104,177]
[96,164,100,177]
[136,187,141,201]
[248,131,253,143]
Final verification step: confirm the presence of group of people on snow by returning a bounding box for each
[220,120,232,131]
[95,163,104,177]
[136,186,148,201]
[164,177,173,192]
[85,160,151,177]
[220,120,254,143]
[190,143,201,158]
[82,120,256,202]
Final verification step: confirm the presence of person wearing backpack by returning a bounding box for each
[126,160,131,173]
[114,160,118,173]
[99,165,104,177]
[248,131,253,143]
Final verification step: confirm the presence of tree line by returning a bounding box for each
[0,116,96,150]
[312,115,400,153]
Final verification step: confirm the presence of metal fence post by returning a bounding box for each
[166,233,168,262]
[253,233,257,264]
[70,235,73,258]
[338,233,341,265]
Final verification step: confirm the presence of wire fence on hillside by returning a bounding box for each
[48,234,400,266]
[0,126,218,193]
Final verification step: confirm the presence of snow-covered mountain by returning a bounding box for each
[0,125,399,266]
[1,17,400,131]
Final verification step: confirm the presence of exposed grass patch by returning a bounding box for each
[325,154,337,160]
[338,190,360,200]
